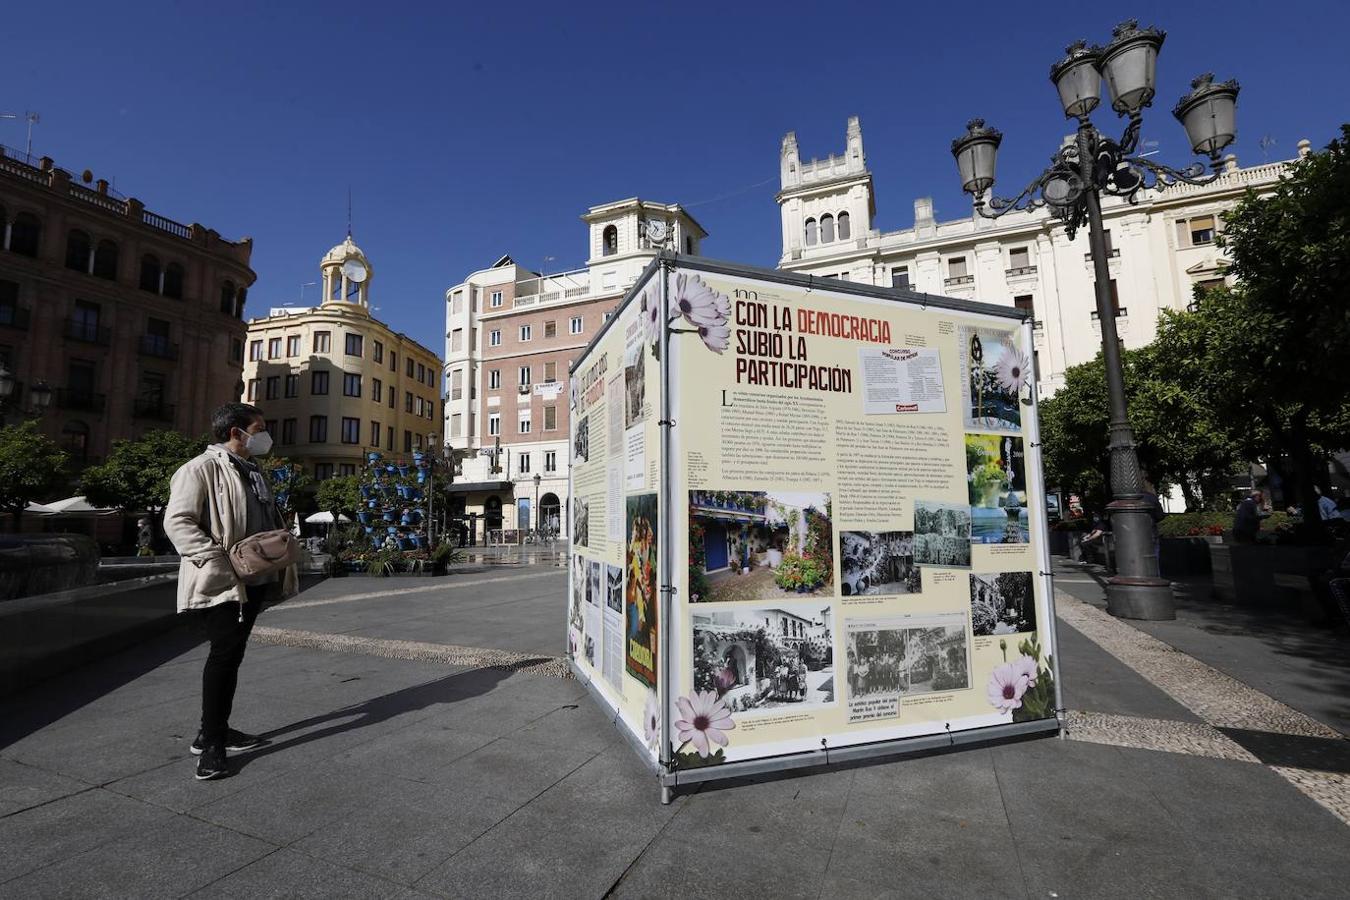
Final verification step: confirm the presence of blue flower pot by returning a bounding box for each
[412,452,425,464]
[387,526,398,534]
[396,465,409,477]
[385,464,396,474]
[367,452,382,464]
[367,499,378,509]
[416,471,427,484]
[383,512,395,522]
[357,512,371,525]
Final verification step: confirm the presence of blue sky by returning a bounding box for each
[6,0,1347,357]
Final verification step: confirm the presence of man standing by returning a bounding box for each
[1233,489,1267,544]
[164,403,297,780]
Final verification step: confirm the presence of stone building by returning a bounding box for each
[443,198,705,543]
[241,236,442,479]
[0,146,253,463]
[776,117,1305,394]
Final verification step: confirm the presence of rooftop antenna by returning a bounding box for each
[347,186,353,238]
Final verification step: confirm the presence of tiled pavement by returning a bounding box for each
[2,560,1349,898]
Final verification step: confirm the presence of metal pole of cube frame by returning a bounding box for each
[657,252,675,805]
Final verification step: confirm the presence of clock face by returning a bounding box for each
[342,259,368,283]
[646,221,668,244]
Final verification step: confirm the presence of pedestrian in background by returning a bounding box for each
[1233,489,1268,544]
[164,403,298,780]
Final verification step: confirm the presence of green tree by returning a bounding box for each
[314,474,363,520]
[1208,125,1350,531]
[81,430,205,517]
[0,422,69,526]
[258,456,313,522]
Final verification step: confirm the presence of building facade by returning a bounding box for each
[0,146,254,463]
[776,117,1306,394]
[444,198,706,543]
[241,236,442,479]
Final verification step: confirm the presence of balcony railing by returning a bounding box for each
[138,334,179,360]
[1006,265,1038,277]
[56,388,106,412]
[64,319,110,345]
[944,274,975,286]
[132,398,175,422]
[1085,249,1121,260]
[0,305,31,330]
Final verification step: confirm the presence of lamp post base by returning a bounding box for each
[1105,577,1176,620]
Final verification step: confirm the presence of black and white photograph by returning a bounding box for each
[573,499,590,548]
[845,614,971,723]
[840,531,919,596]
[573,415,590,464]
[569,554,585,635]
[602,565,624,691]
[691,606,835,714]
[587,560,602,607]
[913,500,972,568]
[606,563,623,613]
[624,341,645,429]
[968,571,1037,636]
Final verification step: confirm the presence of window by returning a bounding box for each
[519,416,531,434]
[371,420,381,445]
[415,363,424,383]
[544,320,557,339]
[489,369,500,389]
[519,366,531,386]
[489,413,501,436]
[451,328,463,352]
[92,240,117,280]
[163,263,184,299]
[386,425,394,450]
[519,325,531,342]
[406,358,415,377]
[373,340,383,363]
[451,413,462,437]
[388,389,395,409]
[602,224,618,256]
[1014,294,1039,328]
[490,290,503,308]
[489,329,501,347]
[545,450,557,473]
[405,391,414,413]
[219,281,236,315]
[1102,229,1117,256]
[948,256,968,278]
[389,351,396,373]
[281,418,296,445]
[66,230,91,272]
[820,213,835,243]
[544,361,557,383]
[62,420,89,461]
[341,417,360,444]
[1182,215,1217,246]
[230,339,243,363]
[9,213,41,257]
[345,333,363,357]
[544,405,557,431]
[372,378,383,402]
[403,430,413,452]
[314,463,333,480]
[265,376,280,400]
[286,335,300,357]
[311,370,329,395]
[343,372,362,397]
[309,415,328,443]
[519,452,531,473]
[837,211,851,240]
[268,337,282,359]
[338,464,356,477]
[249,340,263,361]
[284,374,298,398]
[570,316,583,334]
[247,379,259,401]
[891,267,910,290]
[416,396,425,416]
[313,331,331,353]
[1090,279,1126,319]
[140,255,161,292]
[804,218,818,246]
[416,433,424,449]
[1009,247,1030,269]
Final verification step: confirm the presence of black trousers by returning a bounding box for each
[198,583,273,745]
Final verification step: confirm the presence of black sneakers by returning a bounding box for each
[195,744,229,781]
[190,728,264,756]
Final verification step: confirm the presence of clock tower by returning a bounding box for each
[320,234,372,313]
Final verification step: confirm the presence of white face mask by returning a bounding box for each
[243,429,273,457]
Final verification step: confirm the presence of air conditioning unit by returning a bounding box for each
[518,384,530,394]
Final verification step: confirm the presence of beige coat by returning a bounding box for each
[163,446,298,613]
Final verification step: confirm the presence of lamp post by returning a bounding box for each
[533,472,541,533]
[427,432,440,546]
[951,20,1238,621]
[0,366,52,426]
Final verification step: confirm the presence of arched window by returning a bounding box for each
[140,255,162,292]
[220,280,236,315]
[540,492,561,533]
[837,211,851,241]
[92,239,118,280]
[804,218,818,246]
[66,229,91,272]
[602,225,618,257]
[820,213,835,243]
[9,212,41,258]
[62,420,90,461]
[163,263,184,299]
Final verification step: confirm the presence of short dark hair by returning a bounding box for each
[211,403,264,442]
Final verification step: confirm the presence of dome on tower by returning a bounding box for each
[322,235,370,268]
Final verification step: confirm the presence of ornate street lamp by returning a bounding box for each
[533,472,542,534]
[951,19,1239,621]
[0,366,51,424]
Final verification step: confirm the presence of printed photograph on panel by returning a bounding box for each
[840,531,919,596]
[625,493,659,689]
[573,499,590,548]
[845,615,970,723]
[568,554,585,659]
[587,560,602,607]
[689,491,833,603]
[966,434,1030,544]
[969,572,1037,636]
[624,339,645,429]
[692,606,835,713]
[573,415,590,464]
[606,563,623,613]
[913,500,972,568]
[960,326,1027,432]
